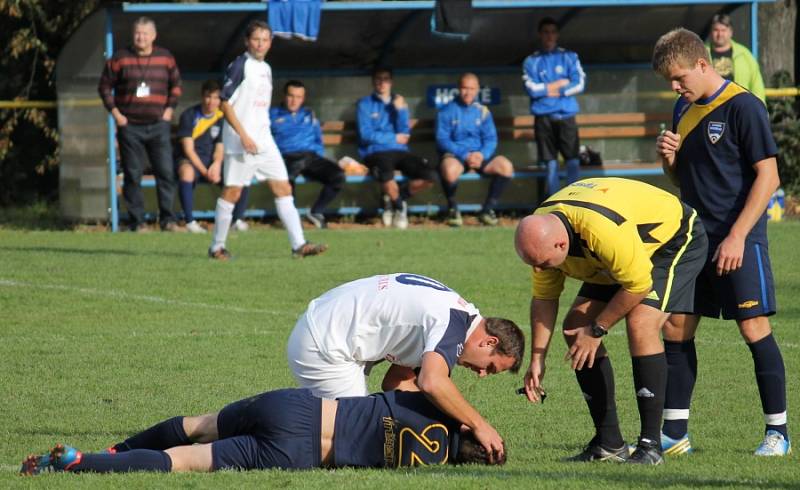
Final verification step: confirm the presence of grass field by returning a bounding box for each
[1,220,798,488]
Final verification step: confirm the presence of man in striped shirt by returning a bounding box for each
[98,16,182,232]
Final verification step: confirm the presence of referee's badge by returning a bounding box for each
[707,121,726,144]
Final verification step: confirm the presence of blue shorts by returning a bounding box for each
[693,236,776,320]
[212,388,322,471]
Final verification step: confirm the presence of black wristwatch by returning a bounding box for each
[590,321,608,338]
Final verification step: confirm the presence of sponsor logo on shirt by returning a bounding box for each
[456,343,464,357]
[738,300,760,309]
[708,121,726,144]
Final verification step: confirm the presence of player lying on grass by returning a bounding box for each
[21,388,504,475]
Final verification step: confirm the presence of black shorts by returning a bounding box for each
[441,152,494,174]
[692,235,777,320]
[363,150,437,183]
[578,206,708,313]
[212,388,322,471]
[283,151,345,186]
[534,115,580,162]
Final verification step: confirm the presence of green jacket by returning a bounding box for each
[706,39,766,103]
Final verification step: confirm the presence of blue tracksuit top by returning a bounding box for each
[436,99,497,161]
[356,93,410,158]
[269,105,324,157]
[522,47,586,118]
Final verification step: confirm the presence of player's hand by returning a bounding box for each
[712,233,745,276]
[524,357,547,403]
[396,133,409,145]
[113,113,128,127]
[546,79,568,97]
[392,94,407,110]
[472,421,505,464]
[162,107,174,122]
[207,163,222,184]
[563,325,602,370]
[656,130,680,164]
[466,152,484,169]
[240,134,258,154]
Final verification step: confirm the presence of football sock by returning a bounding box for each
[632,352,667,443]
[565,158,580,184]
[443,180,458,210]
[112,416,190,452]
[311,182,341,215]
[211,198,234,251]
[399,182,411,202]
[574,356,624,448]
[545,160,559,196]
[178,181,194,223]
[275,195,306,250]
[73,450,172,473]
[483,175,510,211]
[232,187,250,223]
[748,334,788,438]
[663,338,697,439]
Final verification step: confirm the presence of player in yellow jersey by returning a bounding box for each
[514,177,707,465]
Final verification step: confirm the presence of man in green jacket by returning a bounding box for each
[706,13,766,103]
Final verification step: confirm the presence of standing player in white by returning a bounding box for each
[209,20,327,260]
[287,273,525,462]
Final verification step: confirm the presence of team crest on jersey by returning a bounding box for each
[707,122,726,144]
[555,65,564,75]
[210,126,220,139]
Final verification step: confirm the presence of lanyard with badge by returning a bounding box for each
[135,53,152,98]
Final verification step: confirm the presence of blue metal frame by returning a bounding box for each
[750,2,759,60]
[105,10,119,232]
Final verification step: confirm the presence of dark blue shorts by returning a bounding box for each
[693,236,776,320]
[212,388,322,471]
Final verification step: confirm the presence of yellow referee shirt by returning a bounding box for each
[532,178,686,299]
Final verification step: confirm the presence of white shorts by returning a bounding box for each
[223,136,288,187]
[286,313,369,399]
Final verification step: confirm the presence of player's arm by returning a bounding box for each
[180,138,209,179]
[220,100,257,154]
[207,142,224,183]
[525,297,558,403]
[715,156,779,275]
[522,57,547,99]
[479,108,498,159]
[381,364,420,392]
[356,99,395,146]
[416,351,504,462]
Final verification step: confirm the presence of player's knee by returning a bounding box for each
[221,186,242,203]
[270,180,293,197]
[183,413,219,443]
[738,316,772,343]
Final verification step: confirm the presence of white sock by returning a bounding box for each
[211,198,235,251]
[275,195,305,250]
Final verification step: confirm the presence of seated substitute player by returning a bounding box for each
[270,80,346,229]
[515,178,708,465]
[287,272,525,463]
[653,28,790,456]
[357,67,436,229]
[208,20,326,260]
[437,73,513,227]
[174,80,249,234]
[20,388,504,475]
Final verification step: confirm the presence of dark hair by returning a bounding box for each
[201,80,221,95]
[538,17,557,32]
[284,79,306,94]
[710,13,732,28]
[455,431,507,466]
[372,66,393,79]
[484,317,525,374]
[245,20,272,39]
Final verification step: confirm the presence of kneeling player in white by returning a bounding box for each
[209,20,326,260]
[286,272,525,463]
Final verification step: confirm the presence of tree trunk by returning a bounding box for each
[758,0,797,85]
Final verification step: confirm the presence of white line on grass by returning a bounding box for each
[0,279,290,316]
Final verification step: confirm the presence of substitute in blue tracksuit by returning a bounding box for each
[522,17,586,197]
[437,73,514,227]
[356,67,436,229]
[270,80,344,229]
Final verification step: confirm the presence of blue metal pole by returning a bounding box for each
[750,1,759,61]
[105,9,119,232]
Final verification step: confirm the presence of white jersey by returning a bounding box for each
[220,52,273,155]
[303,273,482,370]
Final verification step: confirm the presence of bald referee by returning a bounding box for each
[514,177,708,465]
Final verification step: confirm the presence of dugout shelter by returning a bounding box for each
[55,0,772,231]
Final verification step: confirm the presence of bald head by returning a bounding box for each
[514,214,569,270]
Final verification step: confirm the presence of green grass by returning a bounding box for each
[1,221,798,488]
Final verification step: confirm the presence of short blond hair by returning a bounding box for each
[652,28,709,77]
